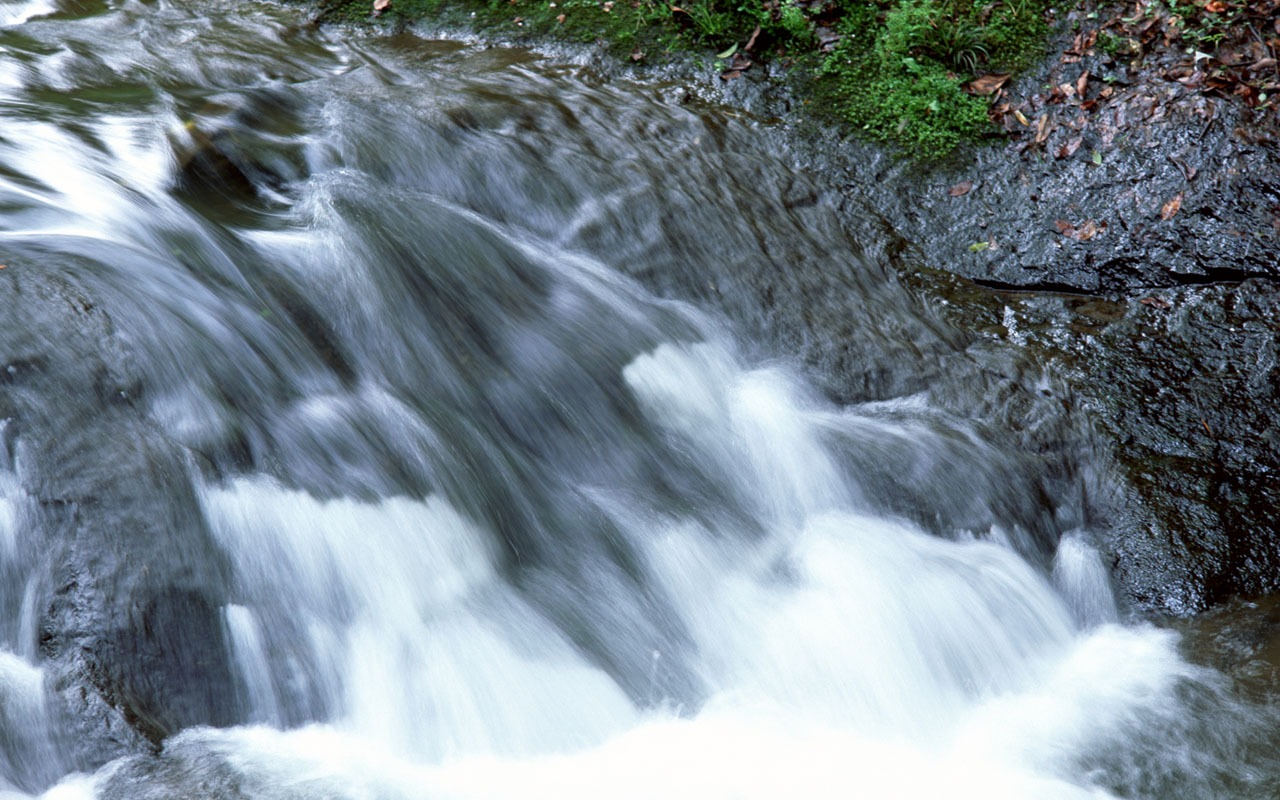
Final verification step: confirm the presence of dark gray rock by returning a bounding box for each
[0,264,244,766]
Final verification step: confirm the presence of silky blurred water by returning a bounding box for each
[0,1,1273,798]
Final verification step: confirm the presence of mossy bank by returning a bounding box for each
[307,0,1057,158]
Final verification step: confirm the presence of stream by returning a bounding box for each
[0,0,1275,797]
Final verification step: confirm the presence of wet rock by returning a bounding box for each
[99,739,251,800]
[1173,593,1280,702]
[902,270,1280,613]
[170,86,311,214]
[0,263,244,765]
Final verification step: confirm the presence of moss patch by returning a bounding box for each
[308,0,1058,158]
[817,0,1051,158]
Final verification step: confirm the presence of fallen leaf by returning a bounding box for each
[1092,149,1103,165]
[1168,155,1197,181]
[1013,108,1031,126]
[720,53,752,80]
[1140,296,1172,308]
[1057,135,1084,159]
[716,43,739,59]
[1076,70,1090,98]
[1074,219,1101,240]
[1205,0,1227,10]
[1066,28,1099,58]
[1034,114,1051,144]
[1056,219,1105,240]
[744,24,761,52]
[372,0,390,12]
[603,1,614,10]
[948,180,974,196]
[966,72,1011,95]
[1160,193,1183,219]
[969,241,990,252]
[556,12,565,21]
[630,47,644,60]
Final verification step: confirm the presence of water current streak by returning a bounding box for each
[0,1,1273,798]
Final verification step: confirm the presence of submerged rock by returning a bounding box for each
[0,264,244,769]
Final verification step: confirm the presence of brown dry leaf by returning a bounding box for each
[1074,219,1101,240]
[1169,156,1197,181]
[720,53,752,81]
[1013,108,1031,126]
[630,46,644,60]
[1076,70,1090,98]
[556,12,566,21]
[1205,0,1228,10]
[372,0,390,12]
[966,73,1011,96]
[1160,193,1184,219]
[1056,219,1105,240]
[948,180,974,197]
[1057,135,1084,159]
[1066,29,1098,56]
[1034,114,1051,144]
[1140,296,1172,308]
[744,24,762,51]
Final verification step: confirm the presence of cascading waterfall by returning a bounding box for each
[0,1,1273,798]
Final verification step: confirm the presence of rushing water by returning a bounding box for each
[0,1,1274,797]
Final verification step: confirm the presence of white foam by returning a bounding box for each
[201,479,637,760]
[1052,532,1120,627]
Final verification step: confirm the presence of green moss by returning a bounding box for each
[306,0,1056,159]
[821,53,991,159]
[816,0,1050,157]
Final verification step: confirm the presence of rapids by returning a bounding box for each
[0,1,1273,798]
